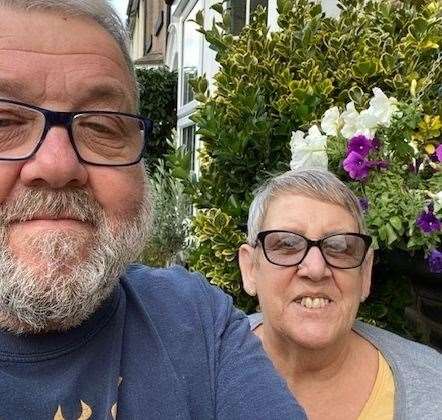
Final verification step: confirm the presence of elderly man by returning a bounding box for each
[0,1,306,419]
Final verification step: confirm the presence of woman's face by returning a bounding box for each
[239,193,372,350]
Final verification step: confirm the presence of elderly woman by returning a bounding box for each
[239,169,441,420]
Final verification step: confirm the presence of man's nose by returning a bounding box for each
[19,127,88,188]
[297,246,331,281]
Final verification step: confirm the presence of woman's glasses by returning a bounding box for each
[255,230,372,269]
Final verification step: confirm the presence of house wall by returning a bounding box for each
[128,0,170,67]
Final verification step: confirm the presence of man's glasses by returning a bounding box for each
[0,99,153,166]
[255,230,372,269]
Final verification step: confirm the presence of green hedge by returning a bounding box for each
[136,67,177,167]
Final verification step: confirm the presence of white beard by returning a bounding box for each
[0,179,152,334]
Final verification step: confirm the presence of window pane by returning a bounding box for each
[182,4,201,105]
[230,0,247,35]
[182,125,196,172]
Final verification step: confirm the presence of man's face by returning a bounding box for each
[0,8,151,333]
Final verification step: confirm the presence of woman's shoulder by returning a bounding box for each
[353,320,441,372]
[354,320,441,417]
[248,312,264,331]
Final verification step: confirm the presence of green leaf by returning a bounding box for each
[409,17,429,39]
[353,60,377,77]
[310,4,323,17]
[386,222,398,245]
[348,85,364,103]
[380,53,396,73]
[195,10,204,27]
[389,216,403,233]
[210,3,224,15]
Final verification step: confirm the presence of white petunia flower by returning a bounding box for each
[340,102,359,138]
[358,109,380,136]
[321,106,343,136]
[341,101,376,139]
[366,87,399,127]
[290,125,328,171]
[433,191,442,213]
[290,130,305,147]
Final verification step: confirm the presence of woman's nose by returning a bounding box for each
[297,246,331,281]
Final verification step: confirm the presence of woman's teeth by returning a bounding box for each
[299,297,331,309]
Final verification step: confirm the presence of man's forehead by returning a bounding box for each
[0,7,135,110]
[0,6,124,60]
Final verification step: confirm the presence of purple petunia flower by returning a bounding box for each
[358,197,369,213]
[416,209,441,233]
[347,135,376,157]
[427,249,442,273]
[436,144,442,162]
[343,151,371,180]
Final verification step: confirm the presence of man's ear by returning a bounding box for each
[238,244,257,297]
[360,249,374,302]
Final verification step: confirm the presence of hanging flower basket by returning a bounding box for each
[290,87,441,276]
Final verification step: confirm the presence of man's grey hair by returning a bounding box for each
[247,169,367,245]
[0,0,138,106]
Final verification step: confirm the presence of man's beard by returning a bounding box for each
[0,176,152,334]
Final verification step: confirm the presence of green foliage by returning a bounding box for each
[187,0,441,212]
[136,67,178,167]
[357,249,424,340]
[177,0,441,315]
[189,209,254,311]
[140,157,190,267]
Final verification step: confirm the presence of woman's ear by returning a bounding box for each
[360,249,374,302]
[238,244,257,297]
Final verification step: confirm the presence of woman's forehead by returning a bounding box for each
[262,193,359,235]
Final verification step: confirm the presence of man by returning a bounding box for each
[0,1,306,418]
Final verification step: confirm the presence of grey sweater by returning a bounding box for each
[248,313,442,420]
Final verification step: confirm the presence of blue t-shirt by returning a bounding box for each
[0,265,306,419]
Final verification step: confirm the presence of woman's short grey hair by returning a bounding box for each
[247,169,367,245]
[0,0,138,106]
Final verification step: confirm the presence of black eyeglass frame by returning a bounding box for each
[255,230,372,269]
[0,98,153,167]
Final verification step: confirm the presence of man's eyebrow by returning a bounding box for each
[76,84,133,110]
[0,80,33,101]
[0,80,134,110]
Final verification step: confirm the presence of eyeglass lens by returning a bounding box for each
[0,101,145,165]
[262,231,367,268]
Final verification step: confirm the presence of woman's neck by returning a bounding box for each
[258,324,357,379]
[255,324,379,420]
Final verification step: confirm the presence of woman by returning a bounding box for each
[239,169,441,420]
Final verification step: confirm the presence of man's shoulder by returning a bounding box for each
[120,263,231,320]
[122,263,207,295]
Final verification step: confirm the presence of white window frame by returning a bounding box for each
[174,0,205,178]
[177,0,204,115]
[177,115,201,177]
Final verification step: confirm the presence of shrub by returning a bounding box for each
[175,0,441,331]
[188,208,254,311]
[140,158,190,267]
[136,67,178,167]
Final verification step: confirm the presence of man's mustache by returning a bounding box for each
[0,188,104,226]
